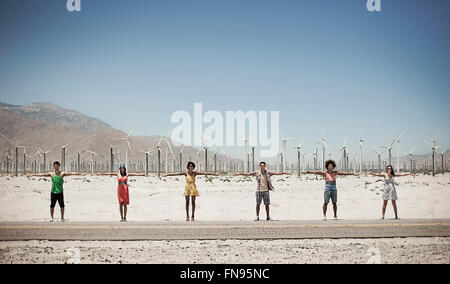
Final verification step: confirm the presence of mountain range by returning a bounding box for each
[0,101,237,172]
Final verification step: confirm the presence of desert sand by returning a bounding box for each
[0,237,448,264]
[0,173,449,222]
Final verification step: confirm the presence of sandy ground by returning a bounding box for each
[0,237,448,264]
[0,173,449,222]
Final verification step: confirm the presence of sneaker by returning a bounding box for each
[266,216,272,221]
[49,218,54,223]
[333,217,338,220]
[61,218,65,222]
[323,215,327,221]
[254,216,260,221]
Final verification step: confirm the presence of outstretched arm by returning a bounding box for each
[127,173,146,177]
[368,172,386,178]
[93,172,119,177]
[234,172,254,177]
[395,173,412,177]
[270,172,291,176]
[195,172,219,176]
[336,172,358,176]
[304,171,326,176]
[27,172,52,178]
[163,172,186,177]
[62,172,87,178]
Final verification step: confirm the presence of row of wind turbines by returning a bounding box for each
[266,130,446,177]
[0,129,447,178]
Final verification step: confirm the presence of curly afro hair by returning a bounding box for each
[325,160,336,170]
[186,161,196,169]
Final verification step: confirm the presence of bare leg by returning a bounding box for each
[265,204,270,219]
[50,208,54,222]
[123,204,127,221]
[60,207,65,221]
[191,196,196,221]
[119,203,124,220]
[323,203,328,219]
[392,200,398,219]
[332,202,337,219]
[382,200,388,219]
[185,196,190,221]
[256,204,260,217]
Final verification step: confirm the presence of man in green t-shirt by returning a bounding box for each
[28,161,85,222]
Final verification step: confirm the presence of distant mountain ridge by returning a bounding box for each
[1,102,114,132]
[0,101,237,173]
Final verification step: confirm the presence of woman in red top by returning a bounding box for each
[96,164,145,222]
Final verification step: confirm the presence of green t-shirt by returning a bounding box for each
[51,173,64,194]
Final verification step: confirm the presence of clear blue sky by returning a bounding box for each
[0,0,449,161]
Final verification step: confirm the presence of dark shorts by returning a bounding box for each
[50,192,65,208]
[256,191,270,206]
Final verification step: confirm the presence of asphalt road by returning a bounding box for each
[1,219,449,241]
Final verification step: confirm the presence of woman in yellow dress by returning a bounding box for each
[164,162,218,221]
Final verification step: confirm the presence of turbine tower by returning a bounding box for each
[316,131,327,171]
[425,133,440,176]
[391,130,406,173]
[85,150,98,174]
[373,150,384,173]
[354,131,364,173]
[407,148,415,175]
[281,136,293,172]
[293,140,304,177]
[339,138,348,171]
[61,144,70,172]
[381,139,395,165]
[113,130,133,169]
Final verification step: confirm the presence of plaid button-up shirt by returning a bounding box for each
[251,170,275,191]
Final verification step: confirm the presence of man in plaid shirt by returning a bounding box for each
[235,162,291,221]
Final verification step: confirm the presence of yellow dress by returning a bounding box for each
[184,174,200,196]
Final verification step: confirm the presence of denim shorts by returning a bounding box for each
[324,185,337,204]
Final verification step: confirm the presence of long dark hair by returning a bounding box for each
[120,166,127,177]
[386,165,395,176]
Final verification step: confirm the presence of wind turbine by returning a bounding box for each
[281,136,294,172]
[140,149,154,176]
[61,144,70,172]
[109,144,119,172]
[437,150,446,175]
[37,147,51,172]
[33,149,42,173]
[218,147,228,174]
[201,136,212,172]
[425,133,440,177]
[243,137,250,172]
[14,145,27,176]
[381,139,395,166]
[354,131,364,173]
[313,147,318,171]
[156,129,176,174]
[407,148,415,175]
[293,140,304,177]
[85,150,98,174]
[316,131,327,171]
[113,130,133,169]
[373,150,384,173]
[178,145,184,172]
[339,138,348,171]
[391,130,406,173]
[351,152,358,173]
